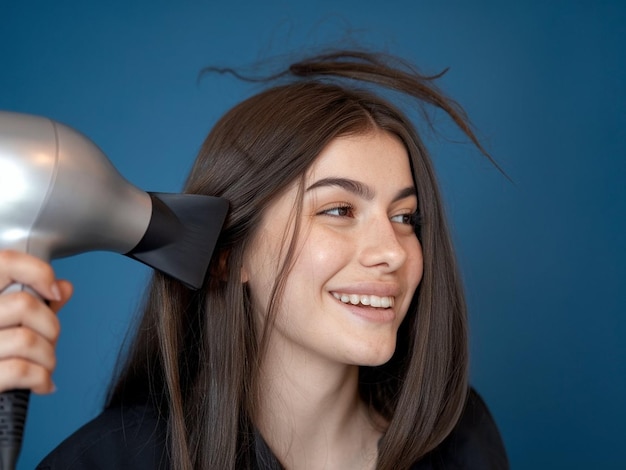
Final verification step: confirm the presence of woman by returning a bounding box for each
[1,51,508,469]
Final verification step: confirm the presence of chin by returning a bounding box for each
[350,340,397,367]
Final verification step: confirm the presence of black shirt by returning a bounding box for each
[37,388,508,469]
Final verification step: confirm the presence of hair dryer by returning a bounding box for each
[0,110,229,469]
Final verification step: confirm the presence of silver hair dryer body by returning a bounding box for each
[0,110,228,469]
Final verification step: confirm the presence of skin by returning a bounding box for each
[0,250,73,394]
[243,130,423,469]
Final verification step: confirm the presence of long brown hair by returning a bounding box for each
[107,51,489,469]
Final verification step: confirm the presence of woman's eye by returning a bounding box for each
[391,212,420,226]
[319,205,354,218]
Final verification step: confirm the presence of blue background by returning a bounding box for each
[2,1,625,468]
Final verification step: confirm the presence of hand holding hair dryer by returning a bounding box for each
[0,110,229,469]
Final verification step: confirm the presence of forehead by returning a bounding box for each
[306,130,414,187]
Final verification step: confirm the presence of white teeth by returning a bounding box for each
[332,292,394,308]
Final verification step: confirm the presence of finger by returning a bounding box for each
[0,250,61,302]
[48,279,74,314]
[0,326,57,371]
[0,292,61,344]
[0,359,55,395]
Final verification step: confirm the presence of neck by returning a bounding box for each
[255,337,383,470]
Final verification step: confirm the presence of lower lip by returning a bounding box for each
[331,295,396,324]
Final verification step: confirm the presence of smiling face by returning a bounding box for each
[242,130,423,368]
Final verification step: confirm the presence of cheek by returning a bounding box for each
[294,229,350,282]
[410,241,424,287]
[401,239,424,310]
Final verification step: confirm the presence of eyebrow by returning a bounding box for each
[305,177,416,202]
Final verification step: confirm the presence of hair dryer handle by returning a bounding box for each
[0,389,29,470]
[0,284,42,470]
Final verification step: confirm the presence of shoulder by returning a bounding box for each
[412,388,509,470]
[36,403,168,470]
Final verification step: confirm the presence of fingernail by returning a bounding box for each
[50,283,62,301]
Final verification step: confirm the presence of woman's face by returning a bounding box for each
[243,130,423,367]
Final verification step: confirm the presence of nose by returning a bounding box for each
[358,216,408,273]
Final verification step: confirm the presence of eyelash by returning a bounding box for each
[318,205,422,227]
